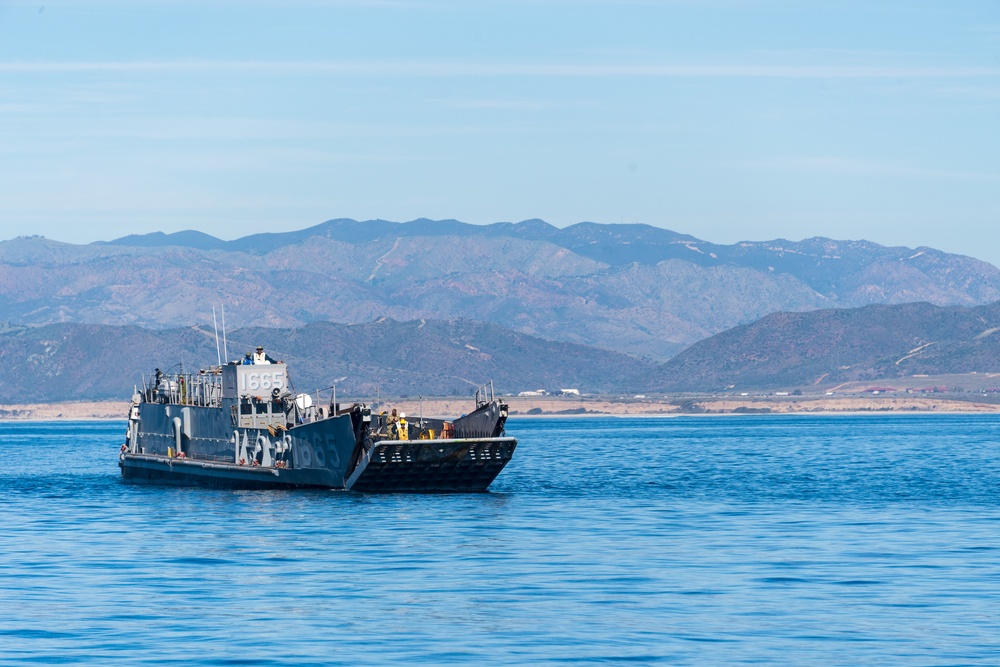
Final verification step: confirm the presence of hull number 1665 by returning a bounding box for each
[240,370,286,393]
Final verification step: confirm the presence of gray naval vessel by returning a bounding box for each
[119,358,516,492]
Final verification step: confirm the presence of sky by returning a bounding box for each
[1,0,999,263]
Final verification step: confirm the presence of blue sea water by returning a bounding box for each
[2,414,1000,666]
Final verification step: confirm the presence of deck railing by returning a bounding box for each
[143,369,225,407]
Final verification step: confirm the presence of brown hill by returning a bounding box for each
[655,301,1000,391]
[0,319,655,402]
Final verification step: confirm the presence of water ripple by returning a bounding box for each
[1,415,1000,664]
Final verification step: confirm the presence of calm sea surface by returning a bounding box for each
[2,415,1000,665]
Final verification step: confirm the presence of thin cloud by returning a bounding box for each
[434,97,559,110]
[2,59,1000,78]
[0,115,497,142]
[745,156,1000,183]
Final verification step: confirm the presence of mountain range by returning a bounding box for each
[4,218,1000,360]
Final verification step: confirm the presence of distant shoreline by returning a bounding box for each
[3,394,1000,422]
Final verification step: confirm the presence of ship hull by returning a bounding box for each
[119,454,338,489]
[346,437,517,493]
[121,436,518,492]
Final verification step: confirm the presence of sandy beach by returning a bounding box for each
[3,395,999,421]
[0,401,131,421]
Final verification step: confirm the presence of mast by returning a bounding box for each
[212,307,222,366]
[221,304,229,363]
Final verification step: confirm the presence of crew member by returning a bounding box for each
[387,409,399,439]
[253,346,270,365]
[150,368,162,402]
[397,412,408,441]
[242,352,253,365]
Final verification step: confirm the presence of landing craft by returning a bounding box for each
[119,357,516,492]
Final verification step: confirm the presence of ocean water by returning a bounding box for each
[2,414,1000,666]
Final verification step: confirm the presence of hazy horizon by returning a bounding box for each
[2,1,999,263]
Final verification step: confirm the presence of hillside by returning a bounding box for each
[7,301,1000,401]
[2,219,998,360]
[0,318,655,402]
[654,301,1000,391]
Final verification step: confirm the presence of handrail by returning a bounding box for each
[147,370,225,408]
[474,380,495,408]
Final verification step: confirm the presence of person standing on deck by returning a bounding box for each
[253,346,272,365]
[387,409,399,439]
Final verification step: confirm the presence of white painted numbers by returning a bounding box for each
[237,365,287,395]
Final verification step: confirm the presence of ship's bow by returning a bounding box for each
[345,436,517,492]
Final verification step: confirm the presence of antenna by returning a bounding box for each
[212,307,222,366]
[221,304,229,363]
